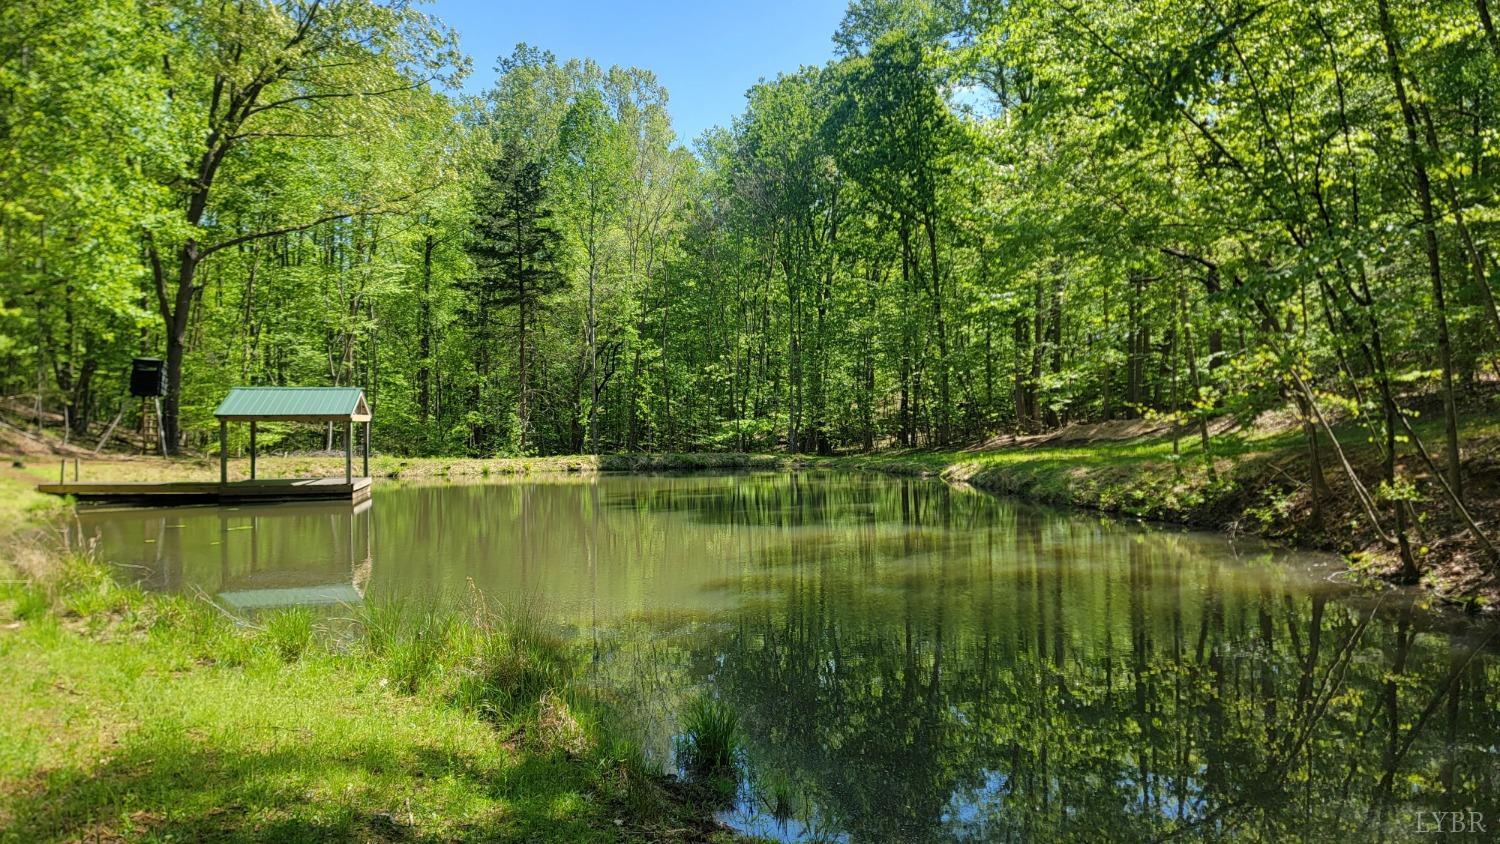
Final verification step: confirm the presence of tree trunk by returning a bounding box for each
[1013,313,1032,431]
[418,234,433,430]
[1178,283,1213,474]
[1478,0,1500,57]
[586,235,599,454]
[1376,0,1463,501]
[1031,280,1045,425]
[785,247,802,455]
[1044,271,1064,429]
[923,214,949,445]
[1126,273,1144,416]
[518,293,529,453]
[899,223,915,447]
[158,243,201,456]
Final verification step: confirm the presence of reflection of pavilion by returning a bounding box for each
[215,498,374,611]
[83,497,378,612]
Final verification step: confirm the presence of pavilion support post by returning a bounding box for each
[362,420,369,478]
[249,421,257,480]
[344,420,353,484]
[219,420,228,484]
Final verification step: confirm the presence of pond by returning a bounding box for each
[74,471,1500,842]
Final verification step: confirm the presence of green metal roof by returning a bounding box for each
[214,387,370,421]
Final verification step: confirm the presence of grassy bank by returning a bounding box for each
[817,428,1305,533]
[0,481,737,841]
[819,416,1500,608]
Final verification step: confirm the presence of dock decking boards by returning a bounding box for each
[37,476,372,505]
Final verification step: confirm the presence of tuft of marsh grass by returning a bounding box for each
[356,597,454,693]
[355,590,580,727]
[2,578,51,622]
[450,598,572,721]
[677,693,741,776]
[356,597,409,657]
[58,559,143,620]
[262,607,315,661]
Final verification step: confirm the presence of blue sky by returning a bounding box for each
[425,0,849,144]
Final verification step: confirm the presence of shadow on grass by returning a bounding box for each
[3,729,617,843]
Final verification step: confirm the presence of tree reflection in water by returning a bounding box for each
[610,476,1500,842]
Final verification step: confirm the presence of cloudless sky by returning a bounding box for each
[425,0,849,144]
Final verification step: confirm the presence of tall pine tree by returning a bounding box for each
[465,139,565,453]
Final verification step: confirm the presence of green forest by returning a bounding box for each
[5,2,1500,568]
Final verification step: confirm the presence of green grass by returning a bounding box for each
[357,597,454,694]
[676,694,741,776]
[0,465,67,537]
[672,694,742,810]
[262,607,316,662]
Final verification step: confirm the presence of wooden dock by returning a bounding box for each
[37,477,372,506]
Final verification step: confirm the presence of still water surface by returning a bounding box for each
[76,472,1500,842]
